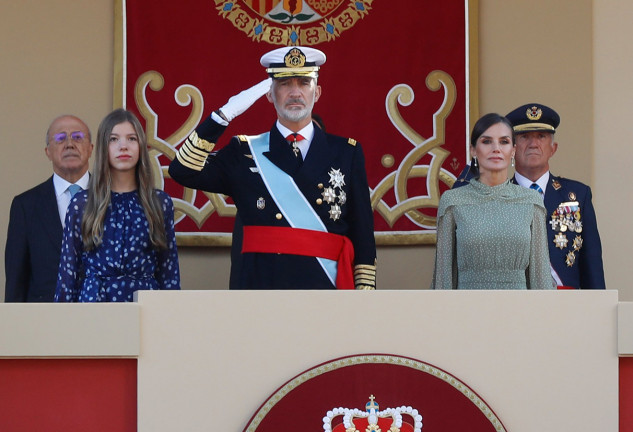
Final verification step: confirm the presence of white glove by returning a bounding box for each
[214,78,272,125]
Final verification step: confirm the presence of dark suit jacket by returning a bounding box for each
[5,177,63,301]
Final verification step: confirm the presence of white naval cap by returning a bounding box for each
[260,46,326,79]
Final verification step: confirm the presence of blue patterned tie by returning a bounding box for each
[530,183,544,196]
[68,184,82,198]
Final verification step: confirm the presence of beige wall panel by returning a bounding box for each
[593,0,633,300]
[0,303,139,357]
[137,290,619,432]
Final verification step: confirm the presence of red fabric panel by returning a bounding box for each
[0,359,137,432]
[621,357,633,432]
[123,1,470,239]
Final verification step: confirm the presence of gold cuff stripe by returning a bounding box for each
[176,142,207,169]
[176,151,204,172]
[175,133,215,171]
[355,277,375,283]
[195,138,215,152]
[354,269,376,276]
[354,263,376,290]
[186,131,216,152]
[182,140,209,161]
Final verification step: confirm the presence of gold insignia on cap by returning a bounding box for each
[526,106,543,121]
[284,48,306,68]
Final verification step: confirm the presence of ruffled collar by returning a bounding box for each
[468,178,514,197]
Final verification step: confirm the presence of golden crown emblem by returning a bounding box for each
[323,395,423,432]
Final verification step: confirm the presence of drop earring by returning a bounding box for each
[472,156,477,168]
[511,156,515,167]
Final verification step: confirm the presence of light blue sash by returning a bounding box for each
[247,133,337,285]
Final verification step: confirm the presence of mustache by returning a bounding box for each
[285,98,305,106]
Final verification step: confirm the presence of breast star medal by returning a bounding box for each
[554,232,569,249]
[566,251,576,267]
[328,168,345,188]
[326,168,347,221]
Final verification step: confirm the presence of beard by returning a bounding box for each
[272,94,315,123]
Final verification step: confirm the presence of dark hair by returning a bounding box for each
[468,113,514,177]
[471,113,514,147]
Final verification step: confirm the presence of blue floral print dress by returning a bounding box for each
[55,190,180,302]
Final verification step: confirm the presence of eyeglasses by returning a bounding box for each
[51,131,86,144]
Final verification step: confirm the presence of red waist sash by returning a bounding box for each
[241,226,355,290]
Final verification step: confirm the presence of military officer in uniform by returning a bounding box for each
[506,103,605,289]
[169,46,377,290]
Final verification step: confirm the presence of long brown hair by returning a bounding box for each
[81,109,167,250]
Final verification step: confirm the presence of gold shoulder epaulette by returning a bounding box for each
[354,263,376,290]
[175,131,215,172]
[347,138,357,146]
[237,135,249,143]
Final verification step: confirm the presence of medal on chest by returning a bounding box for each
[550,199,583,267]
[323,168,346,221]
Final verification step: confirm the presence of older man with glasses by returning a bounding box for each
[5,115,94,301]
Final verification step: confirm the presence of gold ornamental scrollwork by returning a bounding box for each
[134,69,457,246]
[371,70,457,244]
[134,71,237,246]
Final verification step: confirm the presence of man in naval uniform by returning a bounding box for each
[169,46,377,290]
[506,103,605,289]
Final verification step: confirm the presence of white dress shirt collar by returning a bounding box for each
[275,120,315,160]
[514,171,550,196]
[53,171,90,226]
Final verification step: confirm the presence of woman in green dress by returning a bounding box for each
[432,113,553,290]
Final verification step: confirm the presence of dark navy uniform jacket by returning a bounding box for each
[169,118,376,290]
[451,167,605,289]
[539,174,605,289]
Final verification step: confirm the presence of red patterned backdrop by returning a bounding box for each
[115,0,477,245]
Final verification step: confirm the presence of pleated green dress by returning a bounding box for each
[432,179,554,290]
